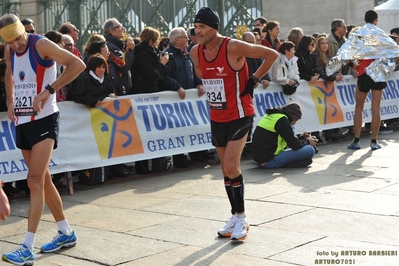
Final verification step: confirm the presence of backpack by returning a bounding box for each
[135,157,172,174]
[79,167,109,185]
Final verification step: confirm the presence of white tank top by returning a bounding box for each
[11,34,58,125]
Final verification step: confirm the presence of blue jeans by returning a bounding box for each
[257,145,315,169]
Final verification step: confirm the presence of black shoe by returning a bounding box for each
[3,183,16,198]
[325,136,340,141]
[190,155,208,163]
[284,158,313,168]
[173,158,192,168]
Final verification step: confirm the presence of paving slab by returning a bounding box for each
[1,131,399,265]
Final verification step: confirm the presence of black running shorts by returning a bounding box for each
[211,116,254,147]
[16,112,59,150]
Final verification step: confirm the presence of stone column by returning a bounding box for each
[19,1,44,34]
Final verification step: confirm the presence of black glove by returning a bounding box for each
[240,77,257,98]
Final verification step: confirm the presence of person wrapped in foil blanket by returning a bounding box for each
[327,23,399,82]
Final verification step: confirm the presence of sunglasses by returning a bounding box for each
[26,29,36,34]
[64,43,73,47]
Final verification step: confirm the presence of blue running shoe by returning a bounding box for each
[40,230,77,253]
[347,141,361,150]
[370,142,382,150]
[2,244,35,266]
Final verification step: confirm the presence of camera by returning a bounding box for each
[157,52,173,60]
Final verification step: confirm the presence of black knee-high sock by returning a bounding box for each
[231,174,245,213]
[224,176,236,215]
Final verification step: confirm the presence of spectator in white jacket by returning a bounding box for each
[270,41,300,87]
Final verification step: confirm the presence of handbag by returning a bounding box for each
[281,65,299,95]
[282,81,299,95]
[135,157,172,174]
[79,167,109,185]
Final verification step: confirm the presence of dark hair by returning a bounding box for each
[87,41,106,55]
[21,18,34,26]
[252,27,261,36]
[44,30,63,44]
[365,10,378,23]
[255,16,267,25]
[265,21,279,33]
[0,58,6,78]
[86,54,108,74]
[158,37,169,50]
[278,41,294,55]
[297,35,313,54]
[139,26,160,45]
[391,27,399,35]
[58,23,71,34]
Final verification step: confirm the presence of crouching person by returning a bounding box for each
[252,102,318,168]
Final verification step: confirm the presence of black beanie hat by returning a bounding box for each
[194,7,220,31]
[281,102,302,121]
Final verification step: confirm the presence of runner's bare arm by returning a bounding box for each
[4,46,15,122]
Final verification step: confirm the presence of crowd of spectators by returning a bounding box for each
[2,12,399,195]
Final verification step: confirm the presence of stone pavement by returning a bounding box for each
[1,131,399,266]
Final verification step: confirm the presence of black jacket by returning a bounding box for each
[160,45,201,91]
[67,70,114,107]
[246,57,270,81]
[105,35,134,95]
[252,109,310,164]
[131,42,166,94]
[295,50,319,81]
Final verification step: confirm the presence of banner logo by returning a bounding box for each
[309,80,344,125]
[89,99,144,159]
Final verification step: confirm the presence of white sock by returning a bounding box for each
[57,219,72,234]
[236,213,246,219]
[22,232,36,250]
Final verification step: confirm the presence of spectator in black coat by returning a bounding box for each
[67,54,116,107]
[131,26,169,94]
[103,18,135,95]
[160,27,205,167]
[295,35,320,82]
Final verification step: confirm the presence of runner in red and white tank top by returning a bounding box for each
[191,7,278,243]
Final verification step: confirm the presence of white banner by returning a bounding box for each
[1,73,399,182]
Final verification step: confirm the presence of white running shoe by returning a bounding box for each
[231,216,249,241]
[217,215,237,237]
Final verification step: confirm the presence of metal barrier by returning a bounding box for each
[1,0,262,51]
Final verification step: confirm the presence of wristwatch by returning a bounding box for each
[250,74,260,83]
[45,84,55,94]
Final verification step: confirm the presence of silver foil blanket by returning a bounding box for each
[326,23,399,82]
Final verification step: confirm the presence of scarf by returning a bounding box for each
[282,54,293,75]
[89,70,104,83]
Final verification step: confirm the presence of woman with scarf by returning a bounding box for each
[67,54,116,107]
[252,102,318,169]
[270,41,300,91]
